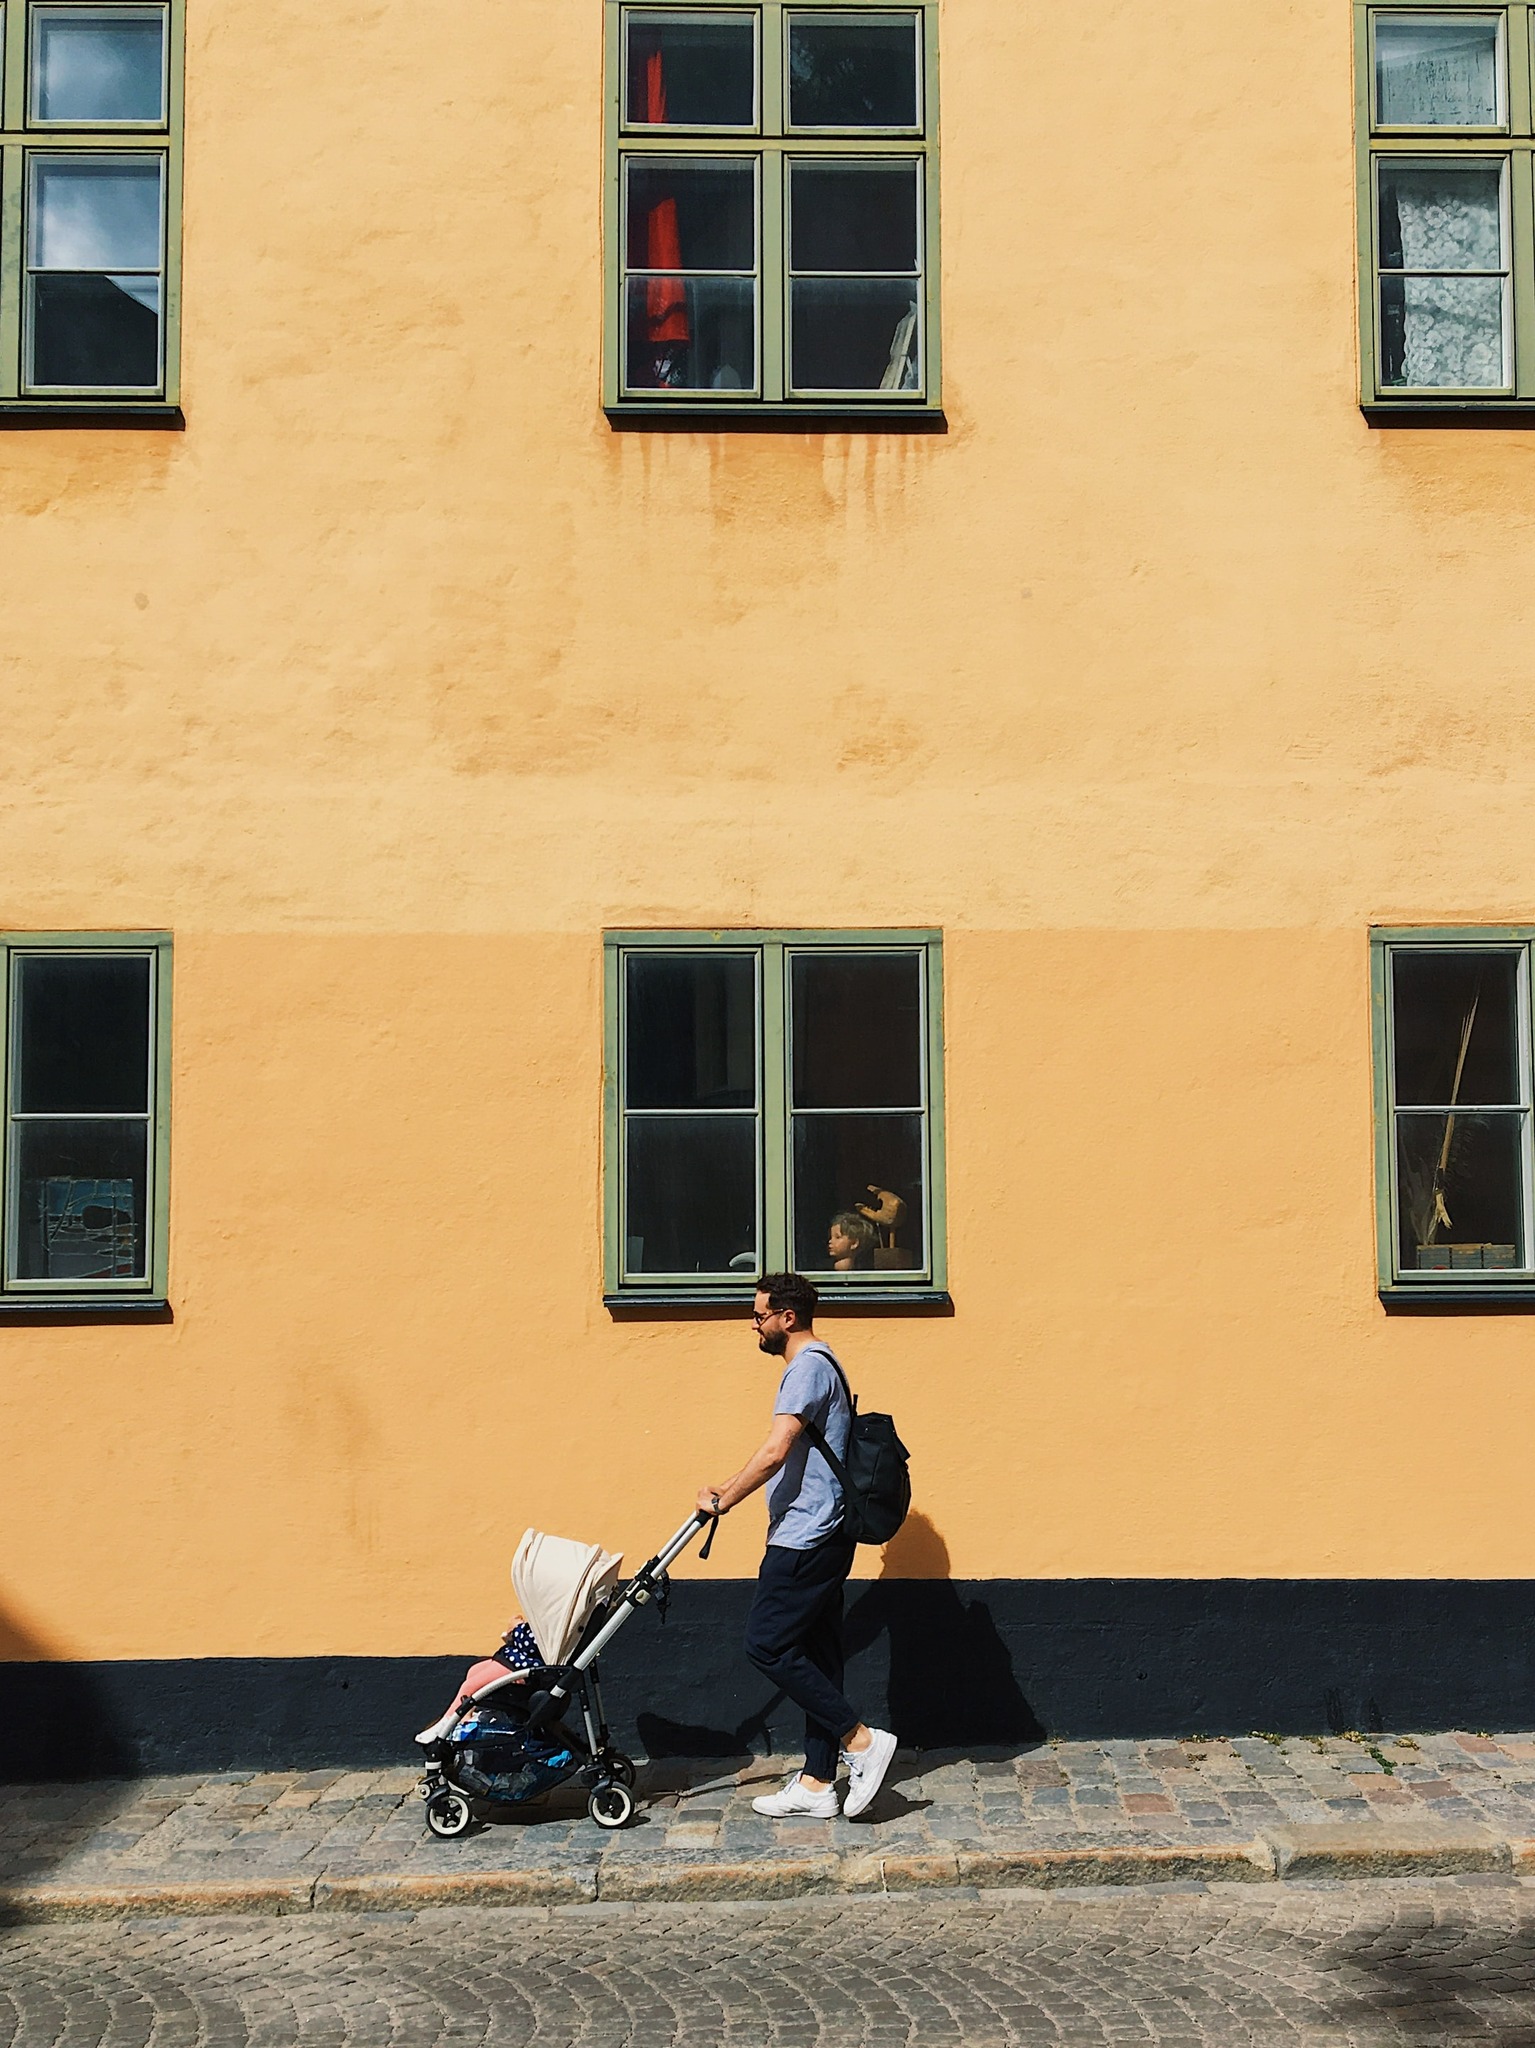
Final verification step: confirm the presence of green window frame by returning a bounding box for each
[1371,925,1535,1300]
[0,0,182,414]
[603,928,946,1304]
[1355,1,1535,409]
[0,930,171,1308]
[603,0,940,419]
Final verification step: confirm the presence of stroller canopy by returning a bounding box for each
[512,1529,624,1666]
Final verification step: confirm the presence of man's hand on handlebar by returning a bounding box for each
[696,1486,726,1518]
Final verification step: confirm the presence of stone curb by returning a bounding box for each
[0,1827,1521,1923]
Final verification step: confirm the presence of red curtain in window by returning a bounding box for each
[644,49,689,365]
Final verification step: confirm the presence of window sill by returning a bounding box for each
[1363,401,1535,428]
[0,1295,170,1319]
[606,1287,951,1313]
[0,402,183,428]
[1380,1282,1535,1307]
[606,404,946,433]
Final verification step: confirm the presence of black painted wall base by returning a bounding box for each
[4,1579,1533,1779]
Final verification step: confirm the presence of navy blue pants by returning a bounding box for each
[744,1535,859,1781]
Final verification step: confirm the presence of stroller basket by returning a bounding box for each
[417,1508,715,1837]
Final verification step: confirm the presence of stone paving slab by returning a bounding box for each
[7,1730,1535,1919]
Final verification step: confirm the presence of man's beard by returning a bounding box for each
[758,1329,789,1357]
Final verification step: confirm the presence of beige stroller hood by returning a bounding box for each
[512,1529,625,1667]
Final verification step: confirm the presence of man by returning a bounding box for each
[696,1271,898,1819]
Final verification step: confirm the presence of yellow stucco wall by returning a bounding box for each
[2,0,1534,1657]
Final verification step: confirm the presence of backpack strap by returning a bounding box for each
[797,1355,856,1502]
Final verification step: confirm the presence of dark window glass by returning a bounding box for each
[626,158,755,269]
[791,277,918,389]
[624,274,755,390]
[14,1117,147,1279]
[1395,1107,1523,1270]
[791,952,921,1108]
[1391,949,1519,1105]
[625,1114,756,1272]
[790,159,917,272]
[626,12,755,127]
[15,953,151,1113]
[788,14,919,127]
[31,272,159,386]
[792,1110,924,1270]
[626,953,756,1108]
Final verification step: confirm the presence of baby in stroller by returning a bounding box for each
[416,1617,542,1746]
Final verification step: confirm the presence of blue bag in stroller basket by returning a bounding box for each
[447,1699,580,1806]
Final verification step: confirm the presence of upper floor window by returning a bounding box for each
[1357,4,1535,408]
[0,0,181,411]
[1372,929,1535,1296]
[604,1,939,417]
[0,933,170,1305]
[604,930,946,1302]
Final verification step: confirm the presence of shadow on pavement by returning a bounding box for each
[1327,1901,1535,2046]
[0,1593,140,1891]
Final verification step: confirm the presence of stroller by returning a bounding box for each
[417,1508,714,1836]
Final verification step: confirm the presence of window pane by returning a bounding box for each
[624,274,755,390]
[1380,273,1505,387]
[625,1114,757,1273]
[625,953,756,1109]
[33,8,166,123]
[1378,161,1503,272]
[1395,1108,1523,1270]
[1375,13,1500,126]
[31,154,162,270]
[13,1118,147,1279]
[30,270,159,385]
[791,952,922,1108]
[791,277,918,389]
[793,1111,924,1271]
[790,159,918,272]
[626,159,754,270]
[14,953,150,1113]
[788,14,919,127]
[1391,950,1519,1105]
[626,12,755,127]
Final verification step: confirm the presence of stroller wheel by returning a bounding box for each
[608,1753,637,1789]
[425,1787,475,1839]
[588,1780,635,1829]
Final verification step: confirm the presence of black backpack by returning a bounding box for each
[800,1357,911,1545]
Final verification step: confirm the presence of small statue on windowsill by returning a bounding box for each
[855,1186,917,1268]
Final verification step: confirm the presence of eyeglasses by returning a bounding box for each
[751,1308,782,1325]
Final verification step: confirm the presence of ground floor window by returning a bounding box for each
[0,931,170,1303]
[1373,926,1535,1295]
[603,929,945,1302]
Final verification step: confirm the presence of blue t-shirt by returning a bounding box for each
[766,1341,852,1550]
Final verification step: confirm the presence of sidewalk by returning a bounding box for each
[8,1731,1535,1921]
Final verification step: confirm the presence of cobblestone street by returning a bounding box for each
[8,1881,1535,2044]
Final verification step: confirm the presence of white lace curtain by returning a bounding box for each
[1379,162,1506,388]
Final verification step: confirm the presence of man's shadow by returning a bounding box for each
[845,1514,1045,1750]
[636,1512,1044,1761]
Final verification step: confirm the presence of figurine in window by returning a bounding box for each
[857,1185,918,1270]
[827,1210,879,1270]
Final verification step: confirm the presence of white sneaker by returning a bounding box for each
[841,1729,898,1818]
[751,1772,840,1819]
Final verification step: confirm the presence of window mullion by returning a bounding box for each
[761,940,788,1274]
[762,142,784,400]
[1512,145,1535,391]
[0,142,21,397]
